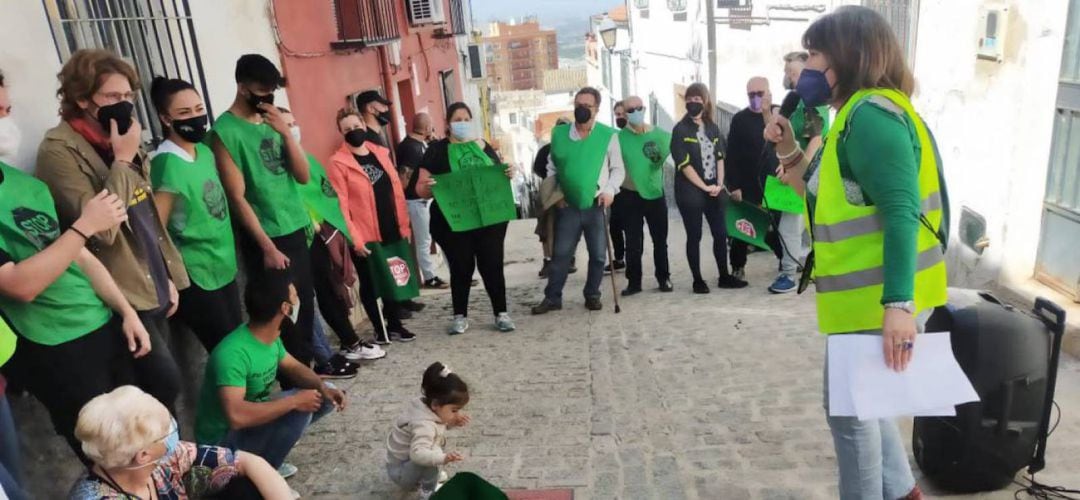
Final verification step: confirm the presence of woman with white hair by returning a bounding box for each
[68,385,291,499]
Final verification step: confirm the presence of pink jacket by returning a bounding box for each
[327,141,411,251]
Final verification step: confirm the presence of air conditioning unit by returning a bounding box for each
[408,0,445,25]
[467,43,485,79]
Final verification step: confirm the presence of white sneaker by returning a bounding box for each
[341,341,386,361]
[290,487,301,499]
[448,315,469,335]
[438,469,449,484]
[495,312,516,332]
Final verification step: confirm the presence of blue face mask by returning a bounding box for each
[160,418,180,464]
[450,121,474,141]
[796,67,833,108]
[627,109,646,126]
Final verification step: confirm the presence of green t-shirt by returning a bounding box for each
[150,142,238,291]
[297,154,352,245]
[195,324,286,444]
[789,101,832,150]
[0,162,112,346]
[209,112,309,238]
[618,126,672,200]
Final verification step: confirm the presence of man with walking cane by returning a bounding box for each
[531,87,625,314]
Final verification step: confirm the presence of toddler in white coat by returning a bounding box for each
[386,362,470,497]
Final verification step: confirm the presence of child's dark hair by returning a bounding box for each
[421,362,469,407]
[149,76,195,116]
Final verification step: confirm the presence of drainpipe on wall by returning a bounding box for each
[377,44,400,148]
[706,0,717,94]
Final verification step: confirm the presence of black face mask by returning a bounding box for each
[344,129,368,148]
[245,90,275,112]
[376,110,392,126]
[686,102,705,118]
[171,114,209,144]
[574,105,592,125]
[96,101,135,135]
[615,117,627,129]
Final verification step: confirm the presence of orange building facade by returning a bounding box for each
[482,20,558,91]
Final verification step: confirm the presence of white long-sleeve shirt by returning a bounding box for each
[546,124,626,198]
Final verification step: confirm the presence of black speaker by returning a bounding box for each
[913,289,1066,493]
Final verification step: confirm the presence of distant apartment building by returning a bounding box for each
[483,19,559,91]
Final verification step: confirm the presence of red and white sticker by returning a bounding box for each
[387,257,411,286]
[735,219,757,239]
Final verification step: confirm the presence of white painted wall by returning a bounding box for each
[911,0,1070,289]
[188,0,286,117]
[0,0,283,174]
[0,2,66,173]
[626,0,707,130]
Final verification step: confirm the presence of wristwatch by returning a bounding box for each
[883,301,916,314]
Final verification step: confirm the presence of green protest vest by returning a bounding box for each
[209,112,309,238]
[298,154,353,245]
[812,88,947,334]
[550,123,615,209]
[618,126,671,200]
[449,141,495,172]
[151,143,237,291]
[0,162,112,345]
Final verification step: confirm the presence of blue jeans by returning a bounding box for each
[386,452,440,491]
[221,389,335,469]
[0,395,28,500]
[824,332,919,500]
[544,204,608,303]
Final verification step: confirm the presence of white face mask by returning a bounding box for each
[287,300,300,325]
[289,125,302,144]
[0,117,22,166]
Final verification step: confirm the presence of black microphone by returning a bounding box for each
[779,91,801,119]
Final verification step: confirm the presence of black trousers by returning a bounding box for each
[352,252,403,342]
[174,280,243,351]
[617,190,670,288]
[240,228,315,366]
[434,223,508,317]
[609,191,628,261]
[310,236,360,348]
[13,316,179,460]
[676,192,730,282]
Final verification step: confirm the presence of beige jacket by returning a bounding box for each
[386,398,447,467]
[35,121,189,311]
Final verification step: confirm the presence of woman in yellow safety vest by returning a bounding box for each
[766,6,949,500]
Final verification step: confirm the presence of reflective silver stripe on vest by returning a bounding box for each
[814,193,943,243]
[815,246,945,293]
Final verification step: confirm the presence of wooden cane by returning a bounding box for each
[600,205,622,313]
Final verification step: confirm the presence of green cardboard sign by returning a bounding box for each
[726,198,772,251]
[764,176,805,214]
[432,165,517,232]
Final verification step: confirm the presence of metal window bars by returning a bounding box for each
[43,0,213,144]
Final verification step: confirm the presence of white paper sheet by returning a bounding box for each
[827,332,979,420]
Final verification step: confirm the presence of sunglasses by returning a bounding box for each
[625,106,645,113]
[748,91,766,98]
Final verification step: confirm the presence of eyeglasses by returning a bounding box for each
[625,106,644,113]
[96,91,137,103]
[747,91,766,98]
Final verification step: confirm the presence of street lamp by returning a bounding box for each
[599,18,618,51]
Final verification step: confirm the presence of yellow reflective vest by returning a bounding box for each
[812,88,947,334]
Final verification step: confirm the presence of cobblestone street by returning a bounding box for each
[15,219,1080,499]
